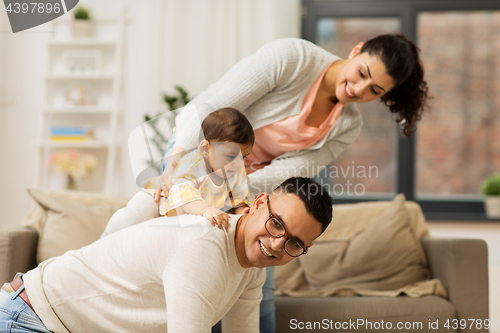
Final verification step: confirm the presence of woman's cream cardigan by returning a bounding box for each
[174,38,363,195]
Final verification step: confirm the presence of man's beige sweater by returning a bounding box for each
[24,215,265,333]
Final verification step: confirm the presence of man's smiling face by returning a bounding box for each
[238,192,323,268]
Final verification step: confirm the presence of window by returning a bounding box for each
[303,0,500,219]
[315,18,400,197]
[416,11,500,199]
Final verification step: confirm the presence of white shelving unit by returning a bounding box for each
[34,9,127,194]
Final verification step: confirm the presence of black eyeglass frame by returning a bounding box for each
[265,196,308,257]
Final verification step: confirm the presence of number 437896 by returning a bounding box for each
[6,2,61,14]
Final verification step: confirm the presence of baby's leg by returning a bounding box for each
[101,190,160,238]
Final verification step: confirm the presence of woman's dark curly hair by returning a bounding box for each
[360,34,430,136]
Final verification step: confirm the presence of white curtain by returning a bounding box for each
[151,0,300,110]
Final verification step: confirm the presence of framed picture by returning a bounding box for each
[63,50,102,73]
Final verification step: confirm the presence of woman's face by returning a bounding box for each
[335,46,395,104]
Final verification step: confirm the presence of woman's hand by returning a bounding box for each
[154,146,186,202]
[202,207,230,230]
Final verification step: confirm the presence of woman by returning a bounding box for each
[157,34,429,332]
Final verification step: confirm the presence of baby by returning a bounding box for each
[101,108,254,237]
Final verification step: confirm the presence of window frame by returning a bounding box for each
[303,0,500,220]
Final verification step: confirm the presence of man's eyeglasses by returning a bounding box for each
[265,196,308,257]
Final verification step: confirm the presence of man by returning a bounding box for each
[0,177,332,333]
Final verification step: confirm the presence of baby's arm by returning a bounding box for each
[167,182,229,229]
[178,200,230,230]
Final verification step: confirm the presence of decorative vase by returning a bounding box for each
[66,175,77,191]
[484,196,500,219]
[71,20,93,38]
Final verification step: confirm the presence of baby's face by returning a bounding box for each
[208,142,252,178]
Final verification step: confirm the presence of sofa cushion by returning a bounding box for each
[296,194,430,292]
[22,188,129,263]
[315,198,429,243]
[276,296,456,333]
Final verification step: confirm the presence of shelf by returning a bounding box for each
[43,106,112,114]
[34,8,127,194]
[46,73,115,80]
[48,39,117,47]
[40,140,109,148]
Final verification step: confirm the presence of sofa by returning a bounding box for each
[0,189,489,333]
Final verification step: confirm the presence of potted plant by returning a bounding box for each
[143,86,192,173]
[72,6,92,38]
[481,173,500,218]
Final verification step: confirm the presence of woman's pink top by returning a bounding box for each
[245,63,345,174]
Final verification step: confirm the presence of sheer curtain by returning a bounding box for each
[150,0,300,109]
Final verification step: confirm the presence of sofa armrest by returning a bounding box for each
[0,228,38,283]
[421,238,489,329]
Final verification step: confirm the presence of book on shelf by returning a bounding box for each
[50,126,94,141]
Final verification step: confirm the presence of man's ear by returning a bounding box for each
[249,192,267,215]
[199,140,210,156]
[349,41,364,58]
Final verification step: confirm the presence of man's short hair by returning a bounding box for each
[273,177,333,234]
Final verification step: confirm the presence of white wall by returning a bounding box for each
[0,7,48,230]
[0,9,5,120]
